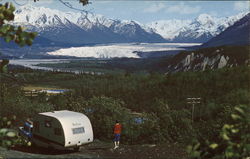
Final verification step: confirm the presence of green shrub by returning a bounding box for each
[81,96,132,141]
[187,105,250,159]
[0,116,18,149]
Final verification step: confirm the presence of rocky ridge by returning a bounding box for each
[166,46,250,73]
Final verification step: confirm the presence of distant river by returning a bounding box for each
[10,59,71,71]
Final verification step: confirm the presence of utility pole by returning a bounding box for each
[187,97,201,123]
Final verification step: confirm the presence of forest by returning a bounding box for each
[0,64,249,158]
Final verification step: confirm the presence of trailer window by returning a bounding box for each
[54,128,62,136]
[45,121,52,128]
[72,127,85,134]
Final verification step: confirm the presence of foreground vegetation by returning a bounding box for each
[0,65,249,158]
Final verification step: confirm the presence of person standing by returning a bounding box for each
[113,120,122,149]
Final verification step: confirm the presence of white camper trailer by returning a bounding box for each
[29,110,93,150]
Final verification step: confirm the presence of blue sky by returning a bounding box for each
[6,0,250,23]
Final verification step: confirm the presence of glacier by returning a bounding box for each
[47,43,201,58]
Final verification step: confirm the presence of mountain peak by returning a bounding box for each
[16,4,36,11]
[148,13,246,42]
[196,14,213,21]
[194,13,214,26]
[14,4,81,26]
[202,13,250,48]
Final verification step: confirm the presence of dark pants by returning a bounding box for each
[114,134,120,142]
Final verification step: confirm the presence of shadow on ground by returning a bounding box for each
[11,145,76,155]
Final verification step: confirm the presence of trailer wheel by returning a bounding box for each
[74,147,80,152]
[32,142,37,147]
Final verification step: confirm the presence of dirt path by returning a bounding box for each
[0,141,188,159]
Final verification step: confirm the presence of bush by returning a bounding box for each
[81,96,132,141]
[187,105,250,159]
[0,116,18,149]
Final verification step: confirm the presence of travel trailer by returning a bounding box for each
[19,110,93,150]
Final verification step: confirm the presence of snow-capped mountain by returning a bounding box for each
[148,12,248,43]
[202,13,250,48]
[9,5,249,46]
[14,5,81,26]
[147,19,191,40]
[11,5,166,46]
[164,14,250,73]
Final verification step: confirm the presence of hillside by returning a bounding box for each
[165,45,249,73]
[1,63,249,158]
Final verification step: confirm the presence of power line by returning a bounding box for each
[187,97,201,123]
[58,0,92,14]
[12,0,93,14]
[13,0,29,6]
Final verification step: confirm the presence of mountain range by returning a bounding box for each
[201,13,250,47]
[165,13,250,73]
[148,12,248,43]
[2,5,248,48]
[10,5,165,47]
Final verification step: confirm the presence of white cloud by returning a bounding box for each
[166,2,201,15]
[95,1,113,4]
[39,0,54,4]
[234,1,250,12]
[143,3,166,13]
